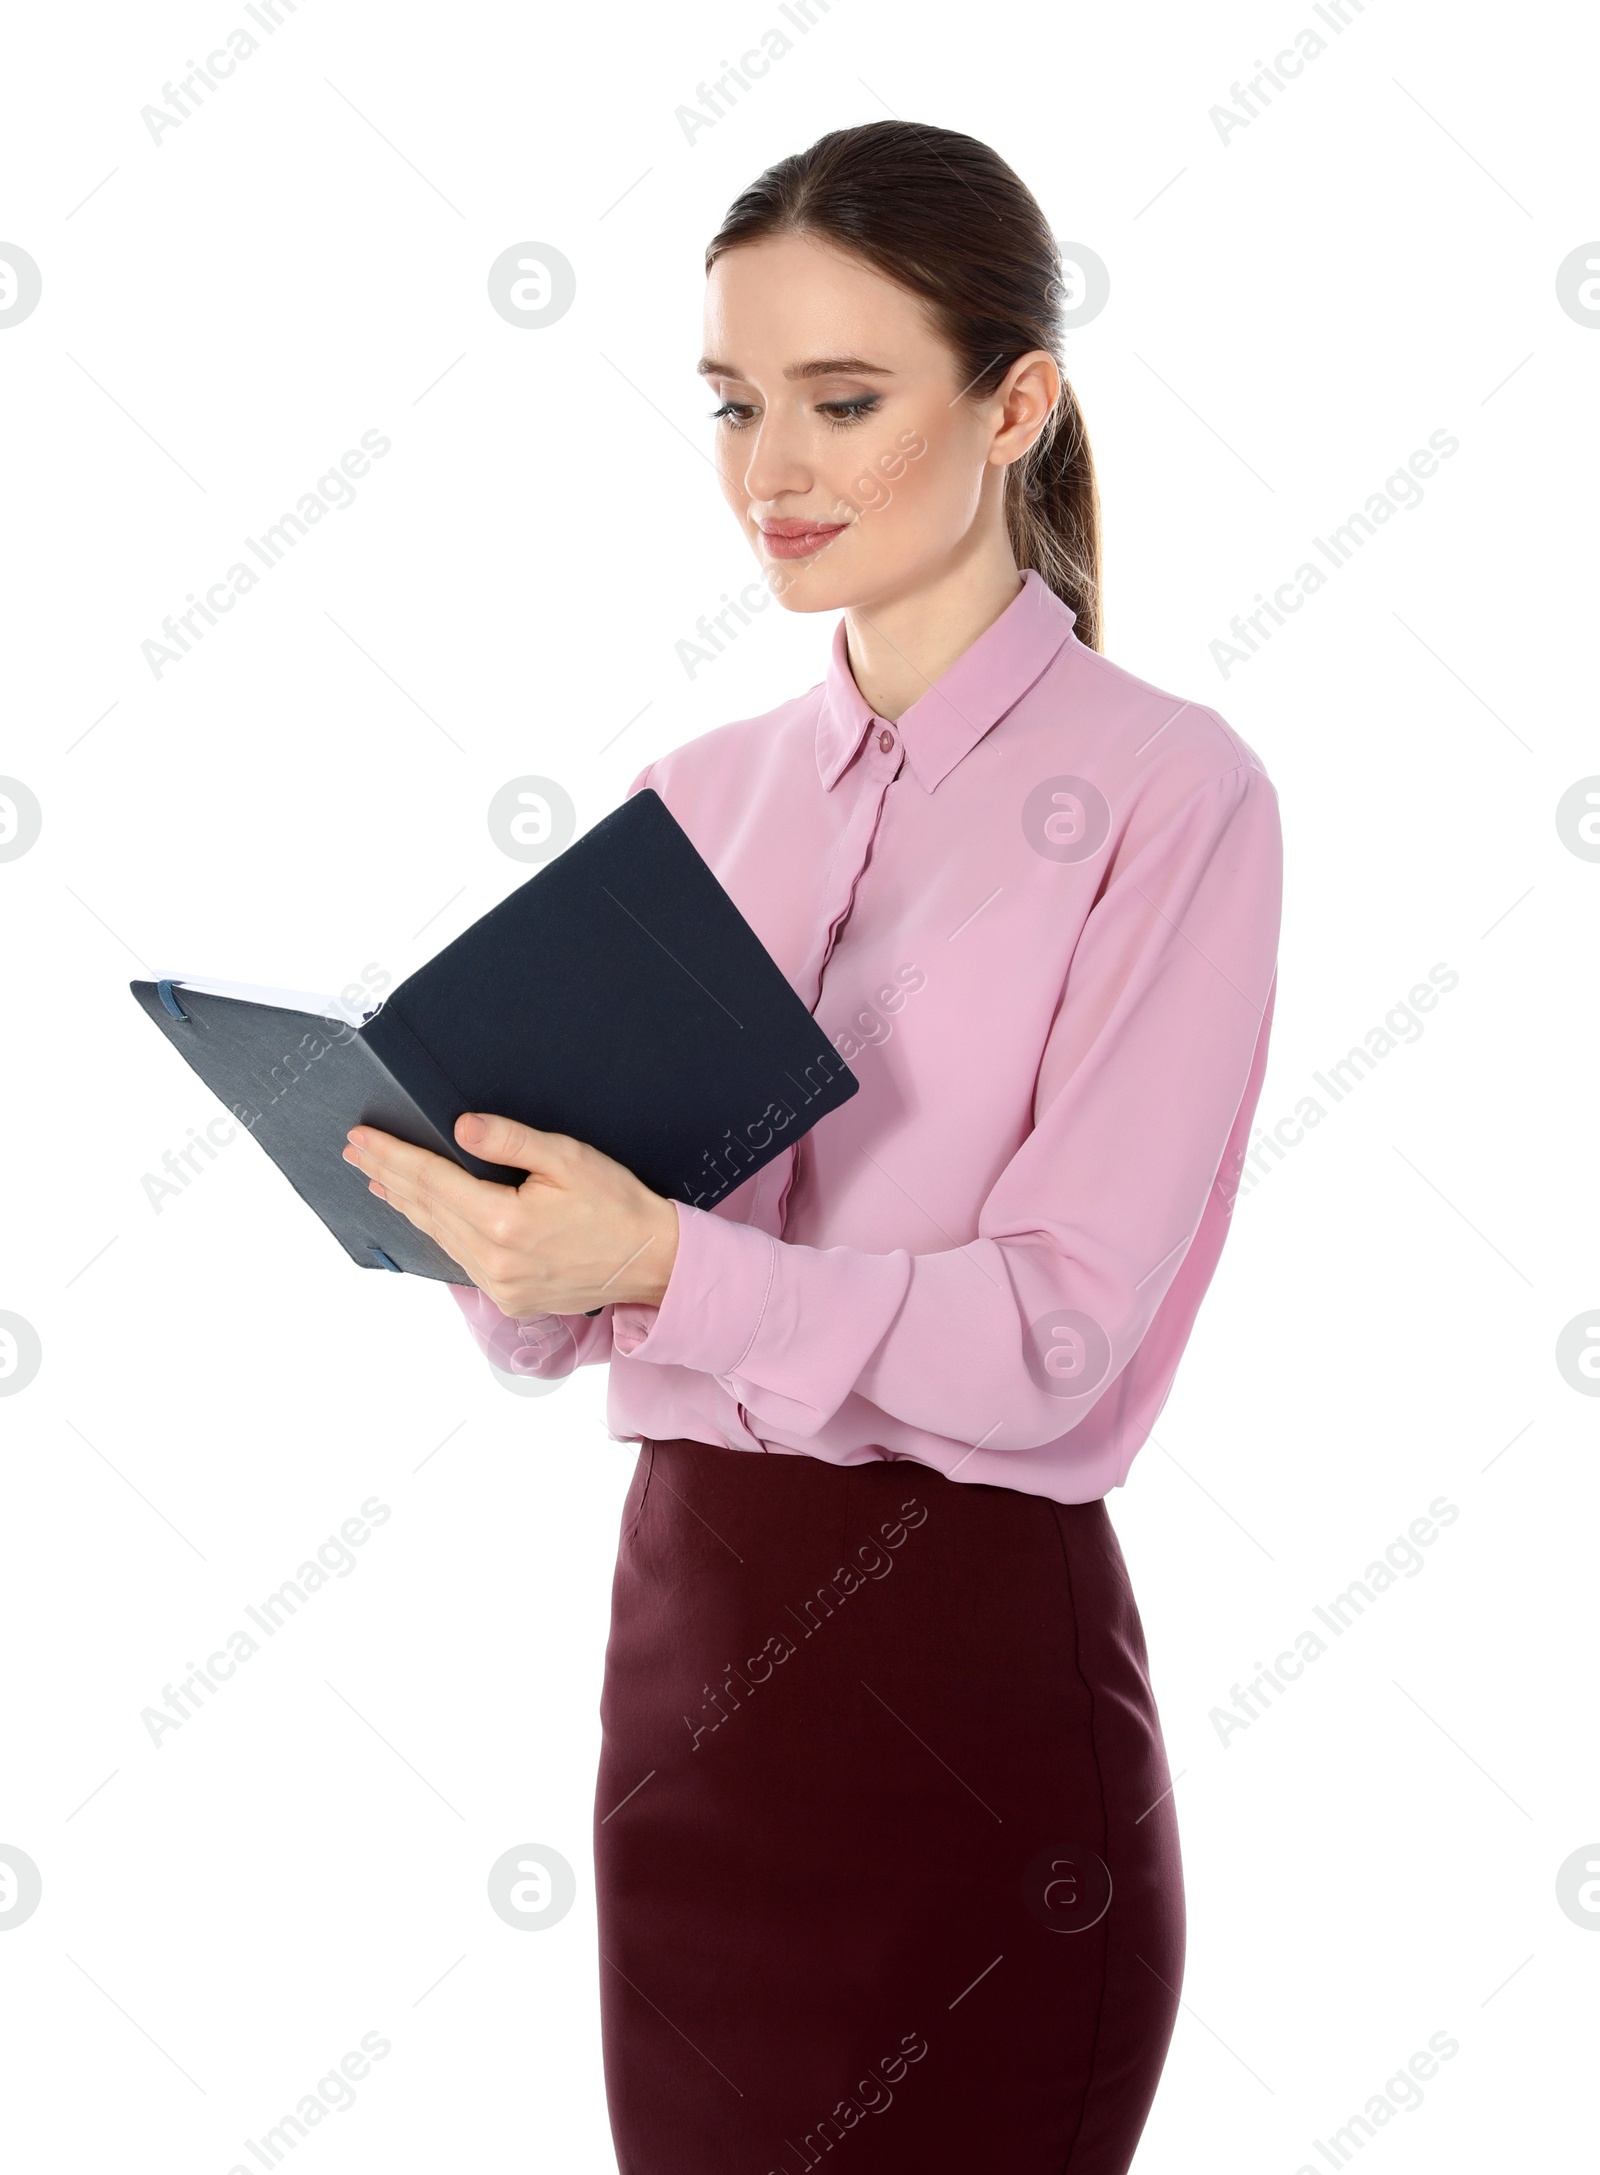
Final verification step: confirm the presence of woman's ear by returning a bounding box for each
[989,349,1061,470]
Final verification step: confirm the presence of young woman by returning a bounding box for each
[345,121,1282,2175]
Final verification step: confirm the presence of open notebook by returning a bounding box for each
[131,789,859,1286]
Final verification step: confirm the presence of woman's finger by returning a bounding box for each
[362,1156,517,1272]
[343,1129,512,1275]
[363,1168,477,1265]
[343,1126,500,1219]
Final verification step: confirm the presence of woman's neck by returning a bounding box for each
[841,552,1026,723]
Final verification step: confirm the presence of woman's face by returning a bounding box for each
[700,229,1054,612]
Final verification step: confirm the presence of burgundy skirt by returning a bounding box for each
[593,1437,1185,2174]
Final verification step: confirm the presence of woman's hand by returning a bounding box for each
[342,1111,680,1317]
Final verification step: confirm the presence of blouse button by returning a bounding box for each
[877,727,895,753]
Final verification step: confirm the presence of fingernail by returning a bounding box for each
[458,1113,485,1143]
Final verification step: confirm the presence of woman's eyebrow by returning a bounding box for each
[696,356,896,381]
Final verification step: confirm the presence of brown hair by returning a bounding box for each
[705,120,1104,651]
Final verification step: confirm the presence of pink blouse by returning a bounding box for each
[450,569,1282,1504]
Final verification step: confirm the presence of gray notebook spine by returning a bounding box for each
[358,998,602,1309]
[358,1000,524,1184]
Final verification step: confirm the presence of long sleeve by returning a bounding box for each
[449,1281,617,1381]
[609,761,1282,1452]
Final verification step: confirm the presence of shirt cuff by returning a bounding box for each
[611,1198,776,1376]
[448,1281,580,1377]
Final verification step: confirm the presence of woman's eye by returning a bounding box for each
[709,394,881,430]
[818,396,882,428]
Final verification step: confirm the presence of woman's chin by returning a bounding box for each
[761,550,903,616]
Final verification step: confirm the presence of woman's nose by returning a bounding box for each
[736,410,815,508]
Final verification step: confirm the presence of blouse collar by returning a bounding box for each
[814,567,1078,794]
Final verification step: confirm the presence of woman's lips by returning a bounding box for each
[758,520,848,561]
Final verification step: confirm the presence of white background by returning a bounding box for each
[1,1,1595,2169]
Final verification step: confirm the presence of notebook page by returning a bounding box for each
[160,975,380,1026]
